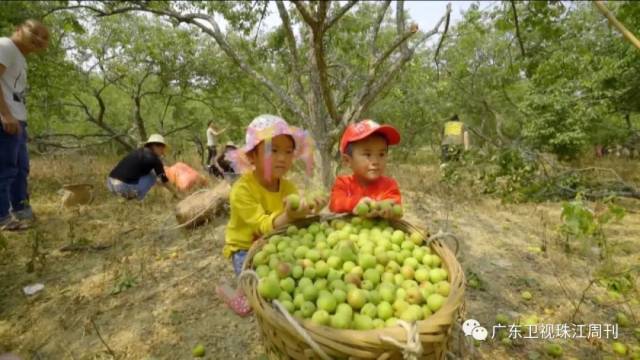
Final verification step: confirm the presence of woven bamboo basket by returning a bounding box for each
[240,215,466,360]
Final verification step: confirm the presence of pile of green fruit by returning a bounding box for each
[252,216,450,330]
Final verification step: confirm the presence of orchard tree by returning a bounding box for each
[54,1,452,186]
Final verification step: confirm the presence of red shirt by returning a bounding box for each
[329,175,402,213]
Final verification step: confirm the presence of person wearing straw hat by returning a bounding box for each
[106,134,178,200]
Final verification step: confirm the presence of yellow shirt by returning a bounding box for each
[223,172,298,257]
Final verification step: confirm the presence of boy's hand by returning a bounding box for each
[353,197,377,218]
[306,193,328,215]
[285,196,309,220]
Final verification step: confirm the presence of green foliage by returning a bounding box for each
[559,194,626,256]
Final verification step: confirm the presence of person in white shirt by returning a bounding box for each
[206,121,226,173]
[0,19,49,231]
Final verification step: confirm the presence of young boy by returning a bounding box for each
[330,119,402,218]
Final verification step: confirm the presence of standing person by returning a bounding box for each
[106,134,179,200]
[0,19,49,231]
[206,121,226,172]
[441,114,469,162]
[210,141,238,180]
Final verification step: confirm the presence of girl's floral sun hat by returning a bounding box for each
[226,114,316,179]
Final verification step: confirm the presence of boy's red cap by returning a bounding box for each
[339,119,401,154]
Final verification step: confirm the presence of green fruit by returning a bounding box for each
[367,290,382,305]
[311,309,330,326]
[355,203,370,216]
[363,269,381,287]
[405,287,423,305]
[301,301,316,318]
[192,344,206,357]
[287,225,298,236]
[358,254,377,269]
[342,260,356,273]
[253,251,269,266]
[287,194,301,210]
[391,230,405,244]
[379,283,396,302]
[293,293,305,309]
[314,279,328,291]
[410,232,424,245]
[258,278,281,300]
[306,249,321,262]
[347,289,367,310]
[330,312,352,329]
[392,204,403,217]
[393,299,410,316]
[385,317,399,327]
[616,312,631,327]
[612,342,627,355]
[302,285,319,302]
[344,273,362,287]
[279,291,292,303]
[422,305,433,319]
[333,289,347,304]
[353,314,374,330]
[544,343,563,358]
[414,268,430,282]
[429,268,447,283]
[426,293,445,312]
[435,281,451,296]
[256,265,270,278]
[327,268,342,282]
[336,303,353,318]
[281,300,295,313]
[495,313,510,325]
[317,294,337,313]
[361,303,378,318]
[400,304,423,322]
[327,255,342,269]
[521,291,533,301]
[373,318,385,329]
[303,267,317,280]
[400,266,415,280]
[377,301,394,320]
[298,277,313,289]
[403,257,419,269]
[294,246,309,259]
[280,277,296,293]
[315,260,330,278]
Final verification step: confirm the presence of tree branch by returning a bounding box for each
[396,0,409,57]
[276,0,305,99]
[324,0,358,31]
[369,0,392,63]
[292,1,317,26]
[593,1,640,50]
[71,3,308,123]
[510,0,526,57]
[345,3,452,122]
[164,121,196,136]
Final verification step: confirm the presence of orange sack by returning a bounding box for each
[164,162,208,192]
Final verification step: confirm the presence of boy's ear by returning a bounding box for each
[341,153,351,167]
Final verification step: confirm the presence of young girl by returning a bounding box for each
[224,114,324,275]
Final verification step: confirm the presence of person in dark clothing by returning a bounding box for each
[210,142,238,179]
[107,134,178,200]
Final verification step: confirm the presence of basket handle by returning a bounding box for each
[427,230,460,256]
[379,320,423,360]
[272,300,332,360]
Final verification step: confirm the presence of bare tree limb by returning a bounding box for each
[434,2,451,79]
[292,1,317,26]
[276,0,305,100]
[396,0,409,57]
[324,0,358,31]
[593,0,640,51]
[67,3,308,123]
[164,121,196,136]
[369,0,392,63]
[510,0,526,57]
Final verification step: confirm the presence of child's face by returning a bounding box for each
[343,135,388,183]
[250,135,295,181]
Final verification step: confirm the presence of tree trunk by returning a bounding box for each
[133,96,147,141]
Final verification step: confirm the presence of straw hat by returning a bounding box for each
[144,134,168,148]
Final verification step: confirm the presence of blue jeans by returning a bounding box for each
[232,250,248,276]
[0,121,30,220]
[106,173,157,200]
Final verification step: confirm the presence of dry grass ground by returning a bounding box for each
[0,152,638,359]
